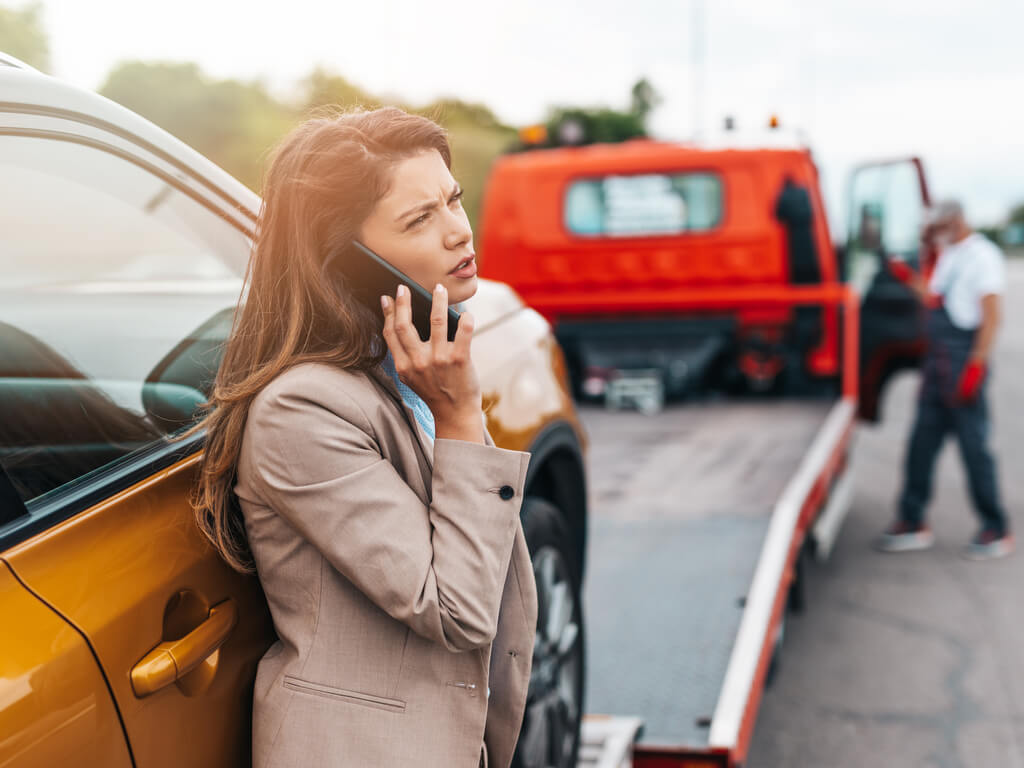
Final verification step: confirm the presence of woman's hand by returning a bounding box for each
[381,283,484,444]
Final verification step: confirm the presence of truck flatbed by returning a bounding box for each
[580,398,851,754]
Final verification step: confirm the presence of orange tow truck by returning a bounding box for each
[478,136,932,766]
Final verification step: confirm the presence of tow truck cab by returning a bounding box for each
[478,140,930,420]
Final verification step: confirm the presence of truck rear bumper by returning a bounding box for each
[556,315,733,399]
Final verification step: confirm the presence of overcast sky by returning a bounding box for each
[32,0,1024,228]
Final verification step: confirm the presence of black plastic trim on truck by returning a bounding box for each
[553,314,737,398]
[554,314,735,341]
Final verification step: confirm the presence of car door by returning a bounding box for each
[0,110,274,766]
[843,157,931,421]
[0,556,133,767]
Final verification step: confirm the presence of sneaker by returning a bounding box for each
[962,529,1015,561]
[874,520,935,553]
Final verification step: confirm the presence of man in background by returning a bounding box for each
[877,200,1012,559]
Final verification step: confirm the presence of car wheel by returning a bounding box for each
[512,497,585,768]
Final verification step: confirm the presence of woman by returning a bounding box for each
[190,107,538,768]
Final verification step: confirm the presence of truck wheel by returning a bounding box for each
[512,497,586,768]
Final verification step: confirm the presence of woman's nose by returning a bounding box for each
[443,209,473,250]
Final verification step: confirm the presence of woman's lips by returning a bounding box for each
[449,257,477,279]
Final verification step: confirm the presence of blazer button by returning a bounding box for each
[499,485,515,500]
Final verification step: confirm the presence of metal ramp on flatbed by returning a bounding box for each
[580,398,852,759]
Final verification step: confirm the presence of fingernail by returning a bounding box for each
[396,285,406,298]
[380,295,388,310]
[435,283,444,293]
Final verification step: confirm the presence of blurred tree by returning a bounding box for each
[0,2,50,71]
[99,61,295,191]
[516,77,661,151]
[301,67,380,111]
[546,106,646,146]
[422,98,506,130]
[96,58,515,233]
[977,226,1001,243]
[630,77,661,124]
[998,203,1024,253]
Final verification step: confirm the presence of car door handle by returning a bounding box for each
[130,599,238,698]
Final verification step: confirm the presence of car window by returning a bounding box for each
[0,134,251,509]
[565,172,723,237]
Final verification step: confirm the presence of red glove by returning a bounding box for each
[887,259,917,285]
[956,359,986,404]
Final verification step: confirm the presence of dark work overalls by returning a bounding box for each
[898,284,1007,535]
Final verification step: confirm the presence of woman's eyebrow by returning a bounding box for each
[395,185,461,223]
[397,200,437,223]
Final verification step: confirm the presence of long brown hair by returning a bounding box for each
[186,106,452,572]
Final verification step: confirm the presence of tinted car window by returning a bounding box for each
[0,134,250,507]
[565,172,723,237]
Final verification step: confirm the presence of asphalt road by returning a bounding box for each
[578,260,1024,767]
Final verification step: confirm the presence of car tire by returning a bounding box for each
[511,497,586,768]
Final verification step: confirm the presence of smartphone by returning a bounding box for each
[343,240,461,342]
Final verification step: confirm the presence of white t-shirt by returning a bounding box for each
[927,233,1006,329]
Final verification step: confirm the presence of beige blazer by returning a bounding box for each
[233,361,538,768]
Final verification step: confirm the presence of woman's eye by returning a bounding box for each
[410,213,430,228]
[449,190,464,207]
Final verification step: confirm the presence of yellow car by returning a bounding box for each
[0,52,587,768]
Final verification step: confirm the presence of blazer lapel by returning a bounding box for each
[366,365,435,472]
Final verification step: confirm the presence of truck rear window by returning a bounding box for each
[564,172,722,237]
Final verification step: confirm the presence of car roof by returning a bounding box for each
[0,50,260,220]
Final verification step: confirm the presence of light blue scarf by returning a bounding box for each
[380,350,435,441]
[378,302,469,441]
